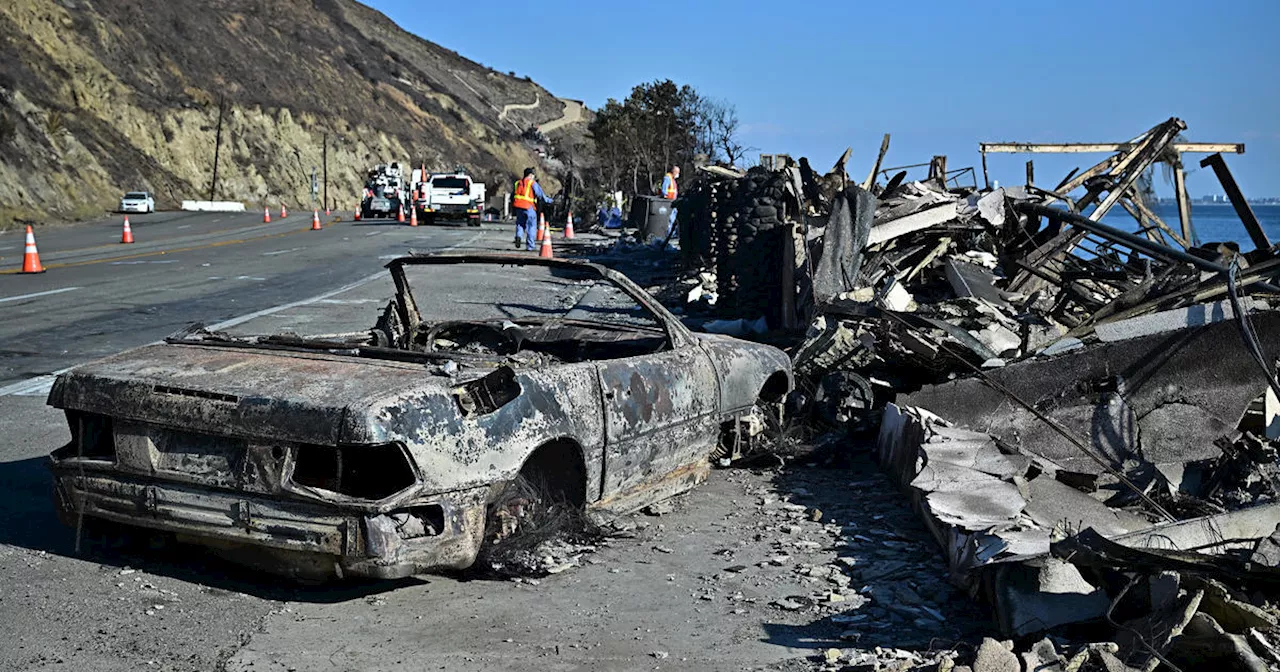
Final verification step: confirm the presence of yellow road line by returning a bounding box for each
[0,226,316,275]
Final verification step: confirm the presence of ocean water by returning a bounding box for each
[1100,203,1280,250]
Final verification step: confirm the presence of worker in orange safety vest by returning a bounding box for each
[512,167,553,250]
[661,165,680,236]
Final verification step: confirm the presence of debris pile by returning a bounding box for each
[674,117,1280,667]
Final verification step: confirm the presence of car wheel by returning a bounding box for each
[474,442,588,575]
[712,393,785,465]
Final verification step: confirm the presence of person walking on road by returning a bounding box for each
[512,167,553,251]
[661,165,680,235]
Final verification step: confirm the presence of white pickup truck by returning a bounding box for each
[415,170,483,226]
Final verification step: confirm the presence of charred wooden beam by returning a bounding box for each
[1015,202,1280,292]
[1199,152,1271,251]
[980,142,1244,154]
[862,133,890,191]
[1174,160,1195,245]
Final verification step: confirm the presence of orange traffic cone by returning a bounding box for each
[311,210,322,231]
[20,225,44,273]
[539,229,554,258]
[564,212,575,239]
[325,205,331,216]
[410,207,418,227]
[121,216,134,244]
[281,204,288,218]
[354,206,361,221]
[397,204,406,223]
[536,212,545,242]
[264,207,271,223]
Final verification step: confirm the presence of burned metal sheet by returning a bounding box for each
[904,311,1280,477]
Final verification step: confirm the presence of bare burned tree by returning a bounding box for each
[696,97,751,168]
[588,81,751,195]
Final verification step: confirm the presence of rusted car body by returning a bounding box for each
[47,254,791,580]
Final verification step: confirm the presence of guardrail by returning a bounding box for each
[180,201,245,212]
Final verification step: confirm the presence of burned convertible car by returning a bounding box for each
[47,254,791,579]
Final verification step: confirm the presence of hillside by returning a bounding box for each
[0,0,575,226]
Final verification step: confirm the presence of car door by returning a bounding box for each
[594,336,721,499]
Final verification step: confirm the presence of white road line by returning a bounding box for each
[206,270,386,331]
[177,224,192,229]
[0,245,16,252]
[110,260,177,265]
[0,286,81,304]
[262,247,304,256]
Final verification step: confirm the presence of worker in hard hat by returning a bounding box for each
[661,165,680,235]
[512,167,553,251]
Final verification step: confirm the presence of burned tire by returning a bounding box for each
[474,442,588,575]
[712,393,785,465]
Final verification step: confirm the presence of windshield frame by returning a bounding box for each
[386,254,689,348]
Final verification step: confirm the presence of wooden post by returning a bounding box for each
[208,96,225,202]
[780,205,796,330]
[1173,160,1194,246]
[1199,152,1270,250]
[1025,160,1034,188]
[316,133,322,211]
[980,148,990,190]
[930,155,947,189]
[862,133,890,191]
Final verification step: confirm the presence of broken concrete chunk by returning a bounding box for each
[970,638,1018,672]
[1198,579,1278,633]
[880,280,915,312]
[1167,612,1271,672]
[975,188,1008,228]
[1018,638,1064,672]
[1249,523,1280,567]
[969,322,1020,356]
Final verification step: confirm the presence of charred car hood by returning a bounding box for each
[48,343,468,445]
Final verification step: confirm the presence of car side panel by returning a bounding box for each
[594,346,720,499]
[696,336,793,416]
[367,361,607,501]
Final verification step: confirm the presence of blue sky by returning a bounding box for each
[368,0,1279,198]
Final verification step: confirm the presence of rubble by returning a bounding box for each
[665,116,1280,668]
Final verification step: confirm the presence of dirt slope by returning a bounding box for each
[0,0,574,226]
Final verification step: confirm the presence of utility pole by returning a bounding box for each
[322,132,328,212]
[208,96,225,202]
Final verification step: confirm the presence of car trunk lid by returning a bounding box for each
[49,343,446,445]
